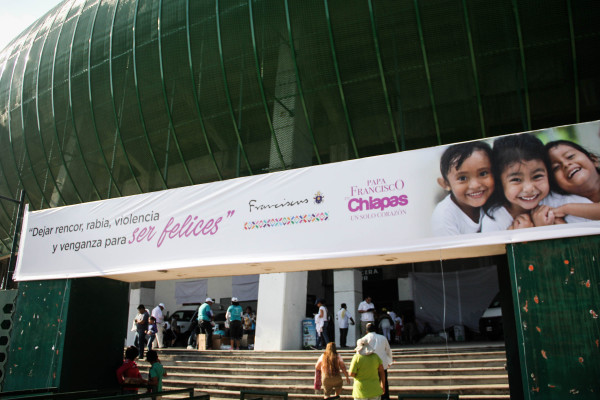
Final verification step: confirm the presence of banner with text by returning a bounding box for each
[15,120,600,281]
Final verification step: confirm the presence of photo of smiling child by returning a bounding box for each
[431,142,494,236]
[544,140,600,220]
[481,134,592,231]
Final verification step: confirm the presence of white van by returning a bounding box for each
[170,303,227,341]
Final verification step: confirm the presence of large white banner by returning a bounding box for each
[14,121,600,281]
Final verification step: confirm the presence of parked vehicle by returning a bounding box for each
[170,303,227,346]
[170,308,197,333]
[479,293,503,340]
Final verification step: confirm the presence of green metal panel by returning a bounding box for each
[3,278,129,392]
[52,0,98,204]
[157,0,195,185]
[367,0,401,152]
[185,0,223,179]
[59,278,129,391]
[84,0,123,198]
[283,0,321,165]
[248,0,286,170]
[28,10,67,208]
[323,0,359,159]
[215,0,253,177]
[17,16,52,210]
[413,0,441,145]
[0,289,17,391]
[45,2,85,205]
[3,280,71,391]
[460,0,486,138]
[507,236,600,399]
[566,0,580,123]
[107,0,143,194]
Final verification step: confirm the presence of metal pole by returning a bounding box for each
[0,195,20,203]
[5,190,25,289]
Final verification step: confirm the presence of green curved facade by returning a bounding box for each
[0,0,599,256]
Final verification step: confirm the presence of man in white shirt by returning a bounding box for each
[357,296,375,335]
[335,303,355,348]
[315,299,329,349]
[151,303,166,348]
[363,322,393,400]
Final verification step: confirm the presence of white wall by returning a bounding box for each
[208,277,233,304]
[154,276,233,317]
[398,277,414,301]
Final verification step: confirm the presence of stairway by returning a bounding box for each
[157,343,510,400]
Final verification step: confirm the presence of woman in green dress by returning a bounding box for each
[349,338,385,400]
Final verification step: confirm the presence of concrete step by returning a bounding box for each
[164,365,506,376]
[159,349,507,361]
[157,343,510,399]
[164,373,508,387]
[161,355,507,366]
[163,389,510,400]
[166,358,507,370]
[158,342,506,356]
[163,381,510,397]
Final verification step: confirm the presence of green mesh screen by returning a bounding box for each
[508,236,600,398]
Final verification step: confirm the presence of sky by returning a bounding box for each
[0,0,61,51]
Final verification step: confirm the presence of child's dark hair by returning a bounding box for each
[146,349,159,363]
[125,345,139,360]
[149,316,156,322]
[439,141,493,181]
[545,140,600,187]
[485,133,549,213]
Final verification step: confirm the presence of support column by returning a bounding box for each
[255,271,307,350]
[333,269,362,348]
[126,285,156,346]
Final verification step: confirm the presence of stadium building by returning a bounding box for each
[0,0,599,398]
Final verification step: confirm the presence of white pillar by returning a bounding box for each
[333,269,362,348]
[126,286,156,346]
[255,271,308,350]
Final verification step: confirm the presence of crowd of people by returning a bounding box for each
[187,297,256,350]
[123,298,256,395]
[116,346,167,396]
[314,296,404,351]
[132,303,181,359]
[313,296,411,400]
[132,298,257,358]
[314,321,393,400]
[128,296,400,399]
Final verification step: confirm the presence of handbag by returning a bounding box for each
[131,320,137,332]
[314,368,322,390]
